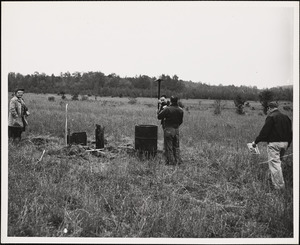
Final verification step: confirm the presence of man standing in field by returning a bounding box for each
[252,101,292,190]
[158,96,184,165]
[157,94,170,129]
[8,88,30,142]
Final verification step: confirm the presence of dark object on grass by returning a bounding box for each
[67,131,87,145]
[95,124,105,149]
[135,124,158,157]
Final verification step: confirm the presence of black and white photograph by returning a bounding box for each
[1,1,299,244]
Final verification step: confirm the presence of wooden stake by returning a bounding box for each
[95,124,105,149]
[65,103,68,146]
[38,150,46,162]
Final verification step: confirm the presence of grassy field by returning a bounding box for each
[6,93,294,239]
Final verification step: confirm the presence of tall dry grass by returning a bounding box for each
[6,93,294,238]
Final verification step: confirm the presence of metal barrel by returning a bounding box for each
[135,125,158,156]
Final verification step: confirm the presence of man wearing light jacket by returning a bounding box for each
[158,96,184,165]
[252,101,292,190]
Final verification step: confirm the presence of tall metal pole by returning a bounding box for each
[157,79,161,109]
[65,103,68,146]
[150,79,152,98]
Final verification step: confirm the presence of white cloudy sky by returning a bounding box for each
[2,1,299,89]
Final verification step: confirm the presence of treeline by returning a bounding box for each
[8,71,293,101]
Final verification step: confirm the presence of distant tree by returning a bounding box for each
[213,100,222,115]
[259,90,274,114]
[128,97,137,104]
[234,94,246,115]
[71,93,79,101]
[81,95,88,101]
[58,91,66,100]
[7,71,291,102]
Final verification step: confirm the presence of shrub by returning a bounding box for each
[234,95,245,115]
[259,90,274,115]
[128,97,137,104]
[72,93,79,101]
[235,104,245,115]
[283,106,292,111]
[81,95,88,101]
[213,100,222,115]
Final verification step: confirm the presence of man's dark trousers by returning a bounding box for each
[164,127,182,165]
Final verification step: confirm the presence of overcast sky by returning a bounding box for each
[2,1,299,89]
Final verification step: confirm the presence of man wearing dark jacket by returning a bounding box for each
[158,96,184,165]
[252,101,292,190]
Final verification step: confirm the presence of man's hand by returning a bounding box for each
[252,141,256,148]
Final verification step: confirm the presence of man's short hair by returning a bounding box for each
[170,96,178,103]
[268,101,278,108]
[15,88,25,94]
